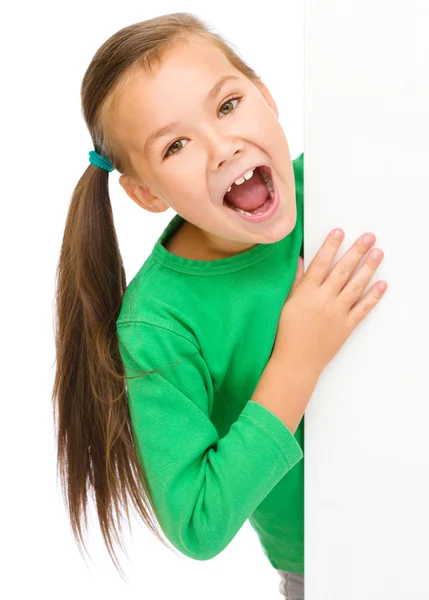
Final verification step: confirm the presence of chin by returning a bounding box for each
[260,205,297,243]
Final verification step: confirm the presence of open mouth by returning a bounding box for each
[222,165,278,222]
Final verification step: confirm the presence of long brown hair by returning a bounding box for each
[52,12,261,579]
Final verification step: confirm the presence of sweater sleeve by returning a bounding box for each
[117,320,303,561]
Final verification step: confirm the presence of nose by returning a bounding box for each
[202,122,245,167]
[210,139,246,172]
[217,146,244,169]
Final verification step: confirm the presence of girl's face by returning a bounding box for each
[114,34,297,257]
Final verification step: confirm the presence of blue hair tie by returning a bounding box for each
[89,150,115,172]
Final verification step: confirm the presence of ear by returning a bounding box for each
[254,79,279,118]
[119,174,170,213]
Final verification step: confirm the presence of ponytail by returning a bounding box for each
[52,161,173,580]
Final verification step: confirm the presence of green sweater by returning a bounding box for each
[117,152,305,574]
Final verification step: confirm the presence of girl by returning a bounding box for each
[52,12,387,599]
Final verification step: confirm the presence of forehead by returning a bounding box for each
[110,35,241,157]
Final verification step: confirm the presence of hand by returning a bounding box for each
[272,230,387,376]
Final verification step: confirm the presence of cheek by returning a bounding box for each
[164,175,199,204]
[247,107,278,139]
[260,117,289,150]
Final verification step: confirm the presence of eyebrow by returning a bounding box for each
[143,74,241,156]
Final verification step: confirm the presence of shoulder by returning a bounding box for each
[117,318,199,351]
[292,152,304,196]
[292,151,304,174]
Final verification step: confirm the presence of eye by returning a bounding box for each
[164,139,188,158]
[219,96,241,117]
[163,95,243,159]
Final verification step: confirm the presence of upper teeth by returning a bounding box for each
[226,168,255,192]
[225,167,274,199]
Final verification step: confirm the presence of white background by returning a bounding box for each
[2,0,428,598]
[1,1,303,599]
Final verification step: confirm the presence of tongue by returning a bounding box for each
[224,168,269,211]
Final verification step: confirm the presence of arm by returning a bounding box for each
[117,320,304,561]
[251,356,320,435]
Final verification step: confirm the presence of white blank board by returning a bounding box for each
[304,1,429,598]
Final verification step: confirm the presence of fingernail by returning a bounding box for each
[370,249,382,260]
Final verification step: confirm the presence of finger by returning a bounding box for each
[347,279,388,328]
[304,229,345,286]
[339,248,384,307]
[324,232,377,295]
